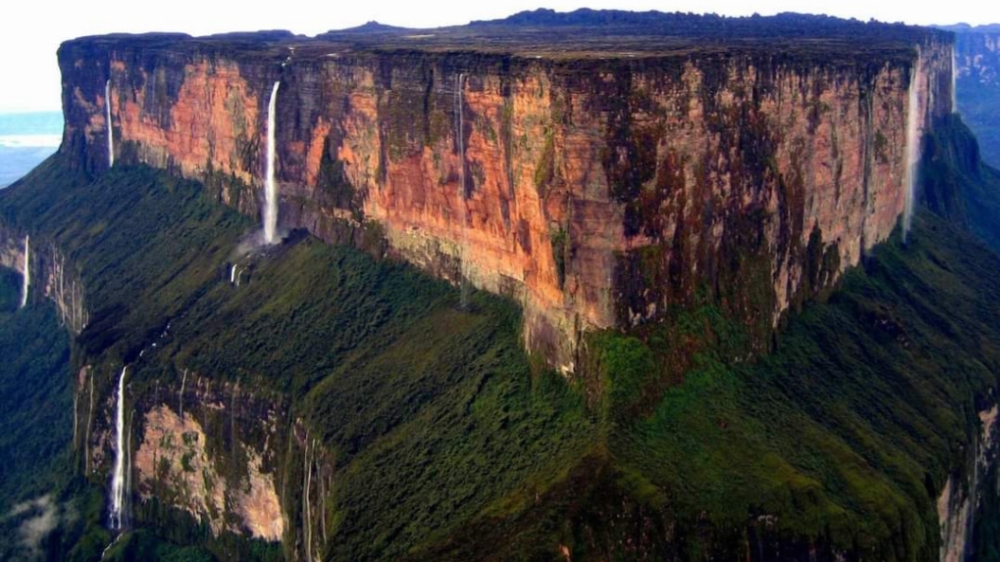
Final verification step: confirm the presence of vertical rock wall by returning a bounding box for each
[0,226,88,332]
[57,35,954,371]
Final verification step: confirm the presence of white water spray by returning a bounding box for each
[109,366,128,530]
[455,73,469,310]
[105,80,114,168]
[264,81,281,245]
[20,235,29,308]
[903,52,922,243]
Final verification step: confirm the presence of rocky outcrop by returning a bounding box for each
[134,405,284,540]
[74,367,289,543]
[56,24,954,371]
[0,226,88,332]
[135,373,286,541]
[938,402,1000,562]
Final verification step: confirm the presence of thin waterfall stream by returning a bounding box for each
[105,80,114,167]
[108,366,128,530]
[264,81,281,244]
[20,235,29,308]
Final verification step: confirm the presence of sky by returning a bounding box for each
[2,0,999,113]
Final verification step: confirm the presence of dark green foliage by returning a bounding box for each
[0,267,73,560]
[0,268,72,510]
[597,212,1000,561]
[104,529,215,562]
[318,323,593,561]
[5,104,1000,562]
[0,266,19,311]
[550,226,569,289]
[123,501,284,562]
[316,143,358,213]
[421,210,1000,562]
[533,130,555,194]
[97,521,282,562]
[0,155,595,561]
[2,158,252,370]
[975,461,1000,561]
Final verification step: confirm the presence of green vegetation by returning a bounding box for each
[631,209,999,559]
[533,130,555,193]
[3,110,1000,561]
[411,119,1000,560]
[0,156,595,561]
[550,226,569,289]
[921,114,1000,254]
[418,210,1000,562]
[0,267,73,560]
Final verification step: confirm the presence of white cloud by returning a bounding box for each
[5,495,60,559]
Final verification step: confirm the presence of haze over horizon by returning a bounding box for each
[2,0,999,114]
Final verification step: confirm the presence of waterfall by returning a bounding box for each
[264,81,281,245]
[952,46,959,114]
[179,368,188,418]
[109,366,128,530]
[20,235,29,309]
[229,263,237,284]
[455,73,469,310]
[105,80,114,168]
[903,52,922,243]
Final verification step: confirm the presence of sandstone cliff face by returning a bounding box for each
[0,225,88,332]
[75,367,288,543]
[133,404,284,541]
[938,402,1000,562]
[57,33,953,370]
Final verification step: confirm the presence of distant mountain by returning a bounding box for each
[945,24,1000,167]
[471,8,920,40]
[332,21,412,34]
[939,23,1000,33]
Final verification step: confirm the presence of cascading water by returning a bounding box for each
[105,79,114,168]
[455,73,469,310]
[952,46,959,114]
[20,235,29,308]
[108,366,128,530]
[264,81,281,245]
[903,51,922,243]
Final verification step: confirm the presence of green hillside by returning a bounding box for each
[1,111,1000,560]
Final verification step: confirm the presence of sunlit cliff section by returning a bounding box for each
[57,13,954,370]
